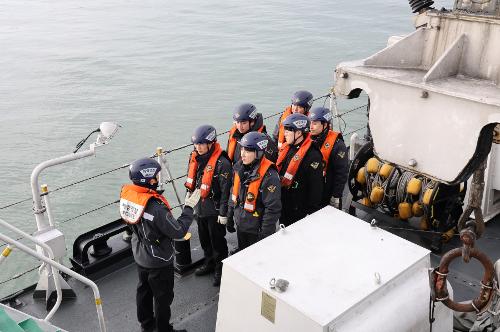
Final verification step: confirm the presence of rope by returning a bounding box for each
[344,125,367,136]
[51,165,130,193]
[333,104,368,118]
[1,105,363,210]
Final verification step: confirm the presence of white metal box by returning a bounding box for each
[216,207,452,332]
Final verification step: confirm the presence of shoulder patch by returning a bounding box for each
[310,161,320,169]
[267,185,277,193]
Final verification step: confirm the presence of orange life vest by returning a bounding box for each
[276,135,313,188]
[120,184,171,224]
[184,143,223,198]
[319,130,339,176]
[226,125,264,162]
[277,106,293,148]
[231,157,274,212]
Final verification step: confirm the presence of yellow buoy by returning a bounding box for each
[419,217,429,231]
[356,167,366,185]
[407,178,422,195]
[370,186,385,204]
[379,163,393,179]
[366,158,380,174]
[361,197,372,207]
[422,188,434,205]
[398,202,412,220]
[412,202,424,217]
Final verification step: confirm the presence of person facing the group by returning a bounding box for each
[184,125,232,287]
[120,157,201,332]
[273,90,314,148]
[277,113,323,226]
[227,103,277,164]
[308,106,348,209]
[227,131,281,249]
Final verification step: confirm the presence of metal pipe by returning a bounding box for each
[0,219,61,321]
[31,146,95,231]
[0,232,106,332]
[158,147,183,208]
[330,91,342,133]
[41,184,55,227]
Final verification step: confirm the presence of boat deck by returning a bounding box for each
[2,208,500,332]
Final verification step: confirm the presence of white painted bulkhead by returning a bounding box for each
[216,207,452,332]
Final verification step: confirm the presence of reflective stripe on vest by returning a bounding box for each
[184,143,223,198]
[227,126,238,162]
[320,131,339,176]
[232,157,274,213]
[277,106,292,146]
[120,184,171,224]
[227,125,265,162]
[276,135,313,188]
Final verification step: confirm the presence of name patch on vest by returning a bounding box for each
[120,199,145,223]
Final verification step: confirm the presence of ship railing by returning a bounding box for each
[0,218,62,322]
[0,225,107,332]
[0,97,369,287]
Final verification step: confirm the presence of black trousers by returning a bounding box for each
[237,231,259,250]
[136,264,174,332]
[196,215,228,271]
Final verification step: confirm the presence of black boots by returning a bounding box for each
[194,263,214,276]
[213,271,222,287]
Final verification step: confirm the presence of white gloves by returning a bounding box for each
[217,216,228,225]
[184,189,201,208]
[330,197,341,209]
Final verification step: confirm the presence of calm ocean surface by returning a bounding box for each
[0,0,448,296]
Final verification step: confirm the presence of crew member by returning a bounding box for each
[272,90,314,148]
[227,132,281,249]
[120,157,201,332]
[308,106,348,209]
[185,125,232,286]
[277,113,323,226]
[227,103,277,163]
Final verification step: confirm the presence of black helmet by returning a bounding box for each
[233,103,258,122]
[129,158,161,189]
[240,131,269,159]
[308,107,332,123]
[191,125,217,144]
[291,90,313,110]
[282,113,310,133]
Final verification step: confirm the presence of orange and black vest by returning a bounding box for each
[184,143,223,198]
[227,125,264,162]
[319,130,339,176]
[120,184,171,224]
[276,135,313,188]
[277,106,293,148]
[232,157,274,212]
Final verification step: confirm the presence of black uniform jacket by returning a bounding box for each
[228,160,281,238]
[229,113,278,164]
[312,130,349,206]
[131,200,194,269]
[279,140,324,224]
[191,146,233,218]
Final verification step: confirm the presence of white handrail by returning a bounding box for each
[31,147,96,231]
[0,232,107,332]
[0,219,62,321]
